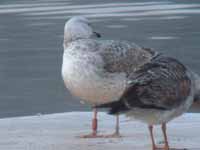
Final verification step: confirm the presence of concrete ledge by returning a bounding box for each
[0,112,199,150]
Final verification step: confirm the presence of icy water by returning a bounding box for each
[0,0,200,118]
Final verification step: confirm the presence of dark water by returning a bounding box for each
[0,0,200,118]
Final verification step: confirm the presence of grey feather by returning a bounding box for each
[122,55,192,110]
[98,40,156,76]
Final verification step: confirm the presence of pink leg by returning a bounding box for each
[149,125,157,150]
[79,108,105,138]
[162,123,170,150]
[148,123,184,150]
[91,108,97,135]
[79,109,122,138]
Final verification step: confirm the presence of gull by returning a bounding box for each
[61,16,156,138]
[96,54,197,150]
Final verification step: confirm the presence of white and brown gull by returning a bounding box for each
[96,54,200,149]
[61,16,156,138]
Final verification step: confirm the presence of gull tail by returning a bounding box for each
[194,94,200,102]
[95,100,128,115]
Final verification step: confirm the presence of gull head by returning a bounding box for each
[63,16,101,48]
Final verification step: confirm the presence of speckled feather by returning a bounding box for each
[125,55,192,110]
[62,16,198,125]
[99,41,156,76]
[62,39,155,105]
[97,55,192,111]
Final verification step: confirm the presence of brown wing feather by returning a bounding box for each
[99,41,155,76]
[95,55,192,114]
[123,55,191,110]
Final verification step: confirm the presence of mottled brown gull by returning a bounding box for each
[96,54,197,150]
[61,16,156,138]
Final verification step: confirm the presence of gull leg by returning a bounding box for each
[115,114,120,135]
[79,108,104,138]
[149,125,157,150]
[148,124,186,150]
[161,123,169,150]
[114,114,122,137]
[91,108,98,136]
[79,110,122,138]
[104,114,122,138]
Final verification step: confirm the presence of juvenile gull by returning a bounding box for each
[61,16,156,138]
[96,54,196,149]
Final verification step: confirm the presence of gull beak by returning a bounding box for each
[93,31,101,38]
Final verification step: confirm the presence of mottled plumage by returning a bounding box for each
[62,39,155,105]
[96,55,196,149]
[61,16,158,137]
[99,41,156,75]
[96,55,194,124]
[129,55,191,109]
[62,16,200,141]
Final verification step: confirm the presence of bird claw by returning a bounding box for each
[103,132,122,138]
[153,146,187,150]
[78,132,105,138]
[78,132,122,138]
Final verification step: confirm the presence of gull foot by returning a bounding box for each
[103,132,122,138]
[78,132,122,138]
[78,133,106,138]
[153,147,187,150]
